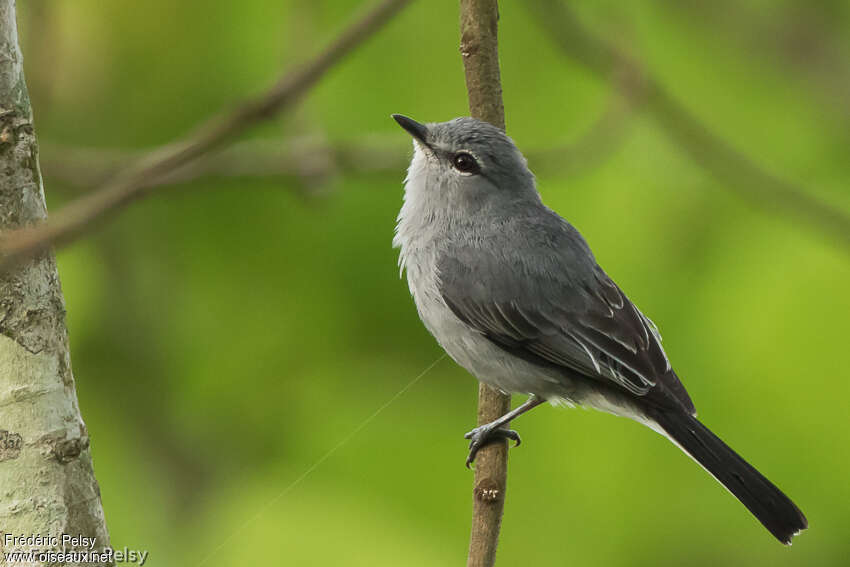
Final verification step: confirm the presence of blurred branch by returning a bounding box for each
[40,97,634,194]
[662,0,850,126]
[19,0,58,114]
[527,0,850,254]
[40,136,410,194]
[459,2,511,567]
[0,0,413,273]
[531,75,637,177]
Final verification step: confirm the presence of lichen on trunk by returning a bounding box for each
[0,0,111,562]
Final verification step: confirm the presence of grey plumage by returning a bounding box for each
[394,116,687,416]
[392,114,806,544]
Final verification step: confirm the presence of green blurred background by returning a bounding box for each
[16,0,850,565]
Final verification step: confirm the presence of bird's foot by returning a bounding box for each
[464,425,521,468]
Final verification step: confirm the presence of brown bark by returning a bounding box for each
[459,2,510,567]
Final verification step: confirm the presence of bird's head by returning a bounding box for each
[392,114,538,215]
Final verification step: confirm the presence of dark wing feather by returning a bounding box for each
[436,218,694,414]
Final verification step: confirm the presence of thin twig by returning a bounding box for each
[527,0,850,254]
[459,2,511,567]
[662,0,850,125]
[40,99,634,193]
[0,0,412,273]
[39,136,411,193]
[531,83,637,177]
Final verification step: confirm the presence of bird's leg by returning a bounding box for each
[464,395,545,467]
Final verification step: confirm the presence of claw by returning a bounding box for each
[463,426,522,468]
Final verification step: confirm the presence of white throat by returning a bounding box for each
[393,143,457,276]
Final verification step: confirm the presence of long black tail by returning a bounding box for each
[649,409,807,544]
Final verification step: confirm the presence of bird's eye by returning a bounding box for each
[452,152,480,174]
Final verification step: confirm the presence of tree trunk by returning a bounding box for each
[0,1,111,563]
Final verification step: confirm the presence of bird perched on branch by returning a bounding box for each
[391,114,807,545]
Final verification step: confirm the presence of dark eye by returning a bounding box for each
[452,152,480,174]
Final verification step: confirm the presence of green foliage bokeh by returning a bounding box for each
[18,0,850,565]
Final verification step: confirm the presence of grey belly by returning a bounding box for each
[409,268,570,399]
[407,262,649,423]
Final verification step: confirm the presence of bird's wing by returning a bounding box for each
[436,223,694,412]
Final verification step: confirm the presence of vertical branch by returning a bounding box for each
[460,1,505,129]
[466,383,511,567]
[0,0,110,561]
[459,2,510,566]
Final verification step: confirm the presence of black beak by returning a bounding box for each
[392,114,429,146]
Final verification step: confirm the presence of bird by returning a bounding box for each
[391,113,807,545]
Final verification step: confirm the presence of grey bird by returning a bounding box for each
[391,114,807,545]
